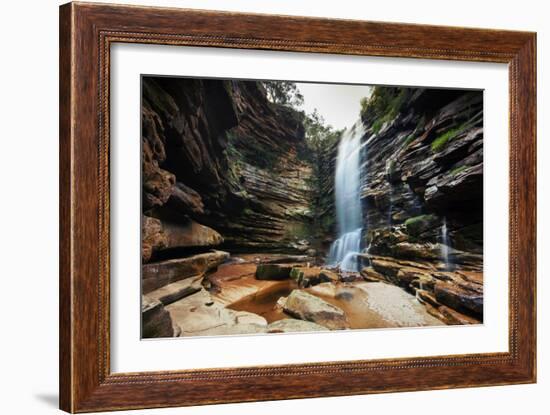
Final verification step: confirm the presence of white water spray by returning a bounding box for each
[327,121,365,271]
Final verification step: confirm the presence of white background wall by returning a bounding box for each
[0,0,547,414]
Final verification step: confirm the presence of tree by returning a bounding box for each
[262,81,304,108]
[304,109,341,153]
[302,109,343,248]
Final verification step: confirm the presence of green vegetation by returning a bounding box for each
[450,165,468,175]
[261,81,304,108]
[360,87,410,134]
[404,214,431,228]
[371,119,384,134]
[404,214,437,237]
[301,109,343,246]
[431,123,467,152]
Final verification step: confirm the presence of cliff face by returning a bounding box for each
[348,87,484,323]
[357,87,483,262]
[142,77,314,260]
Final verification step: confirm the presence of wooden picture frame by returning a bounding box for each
[59,2,536,412]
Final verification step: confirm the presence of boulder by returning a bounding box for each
[360,267,386,282]
[434,282,483,316]
[142,215,167,263]
[391,242,442,260]
[141,296,174,338]
[370,258,402,278]
[166,182,204,216]
[162,219,223,249]
[438,305,482,325]
[456,270,483,285]
[283,290,349,330]
[142,250,229,294]
[404,214,439,237]
[255,263,294,280]
[267,319,329,333]
[275,296,287,310]
[166,289,268,337]
[396,267,433,289]
[409,275,436,291]
[319,269,340,283]
[290,267,322,288]
[415,289,440,307]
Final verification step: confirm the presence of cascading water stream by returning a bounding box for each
[327,121,365,272]
[440,217,452,270]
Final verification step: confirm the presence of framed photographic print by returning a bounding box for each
[59,2,536,412]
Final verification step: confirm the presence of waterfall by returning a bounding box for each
[387,185,393,227]
[327,121,365,272]
[440,217,452,270]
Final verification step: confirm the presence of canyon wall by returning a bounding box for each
[142,77,315,262]
[357,87,483,263]
[354,87,484,323]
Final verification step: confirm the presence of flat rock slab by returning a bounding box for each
[283,289,349,330]
[142,250,229,293]
[354,282,444,327]
[165,289,268,337]
[145,275,203,306]
[267,319,329,333]
[308,282,444,328]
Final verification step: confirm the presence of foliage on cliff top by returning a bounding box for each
[360,87,410,133]
[262,81,304,108]
[303,109,342,152]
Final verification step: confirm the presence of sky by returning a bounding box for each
[295,82,373,131]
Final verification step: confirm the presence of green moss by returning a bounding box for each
[404,214,438,237]
[431,123,467,152]
[450,165,468,175]
[404,215,431,228]
[372,119,384,134]
[360,87,410,134]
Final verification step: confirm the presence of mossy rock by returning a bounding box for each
[404,214,438,237]
[290,267,322,288]
[255,264,294,280]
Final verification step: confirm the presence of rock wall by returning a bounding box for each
[142,77,314,260]
[352,86,484,323]
[358,87,483,261]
